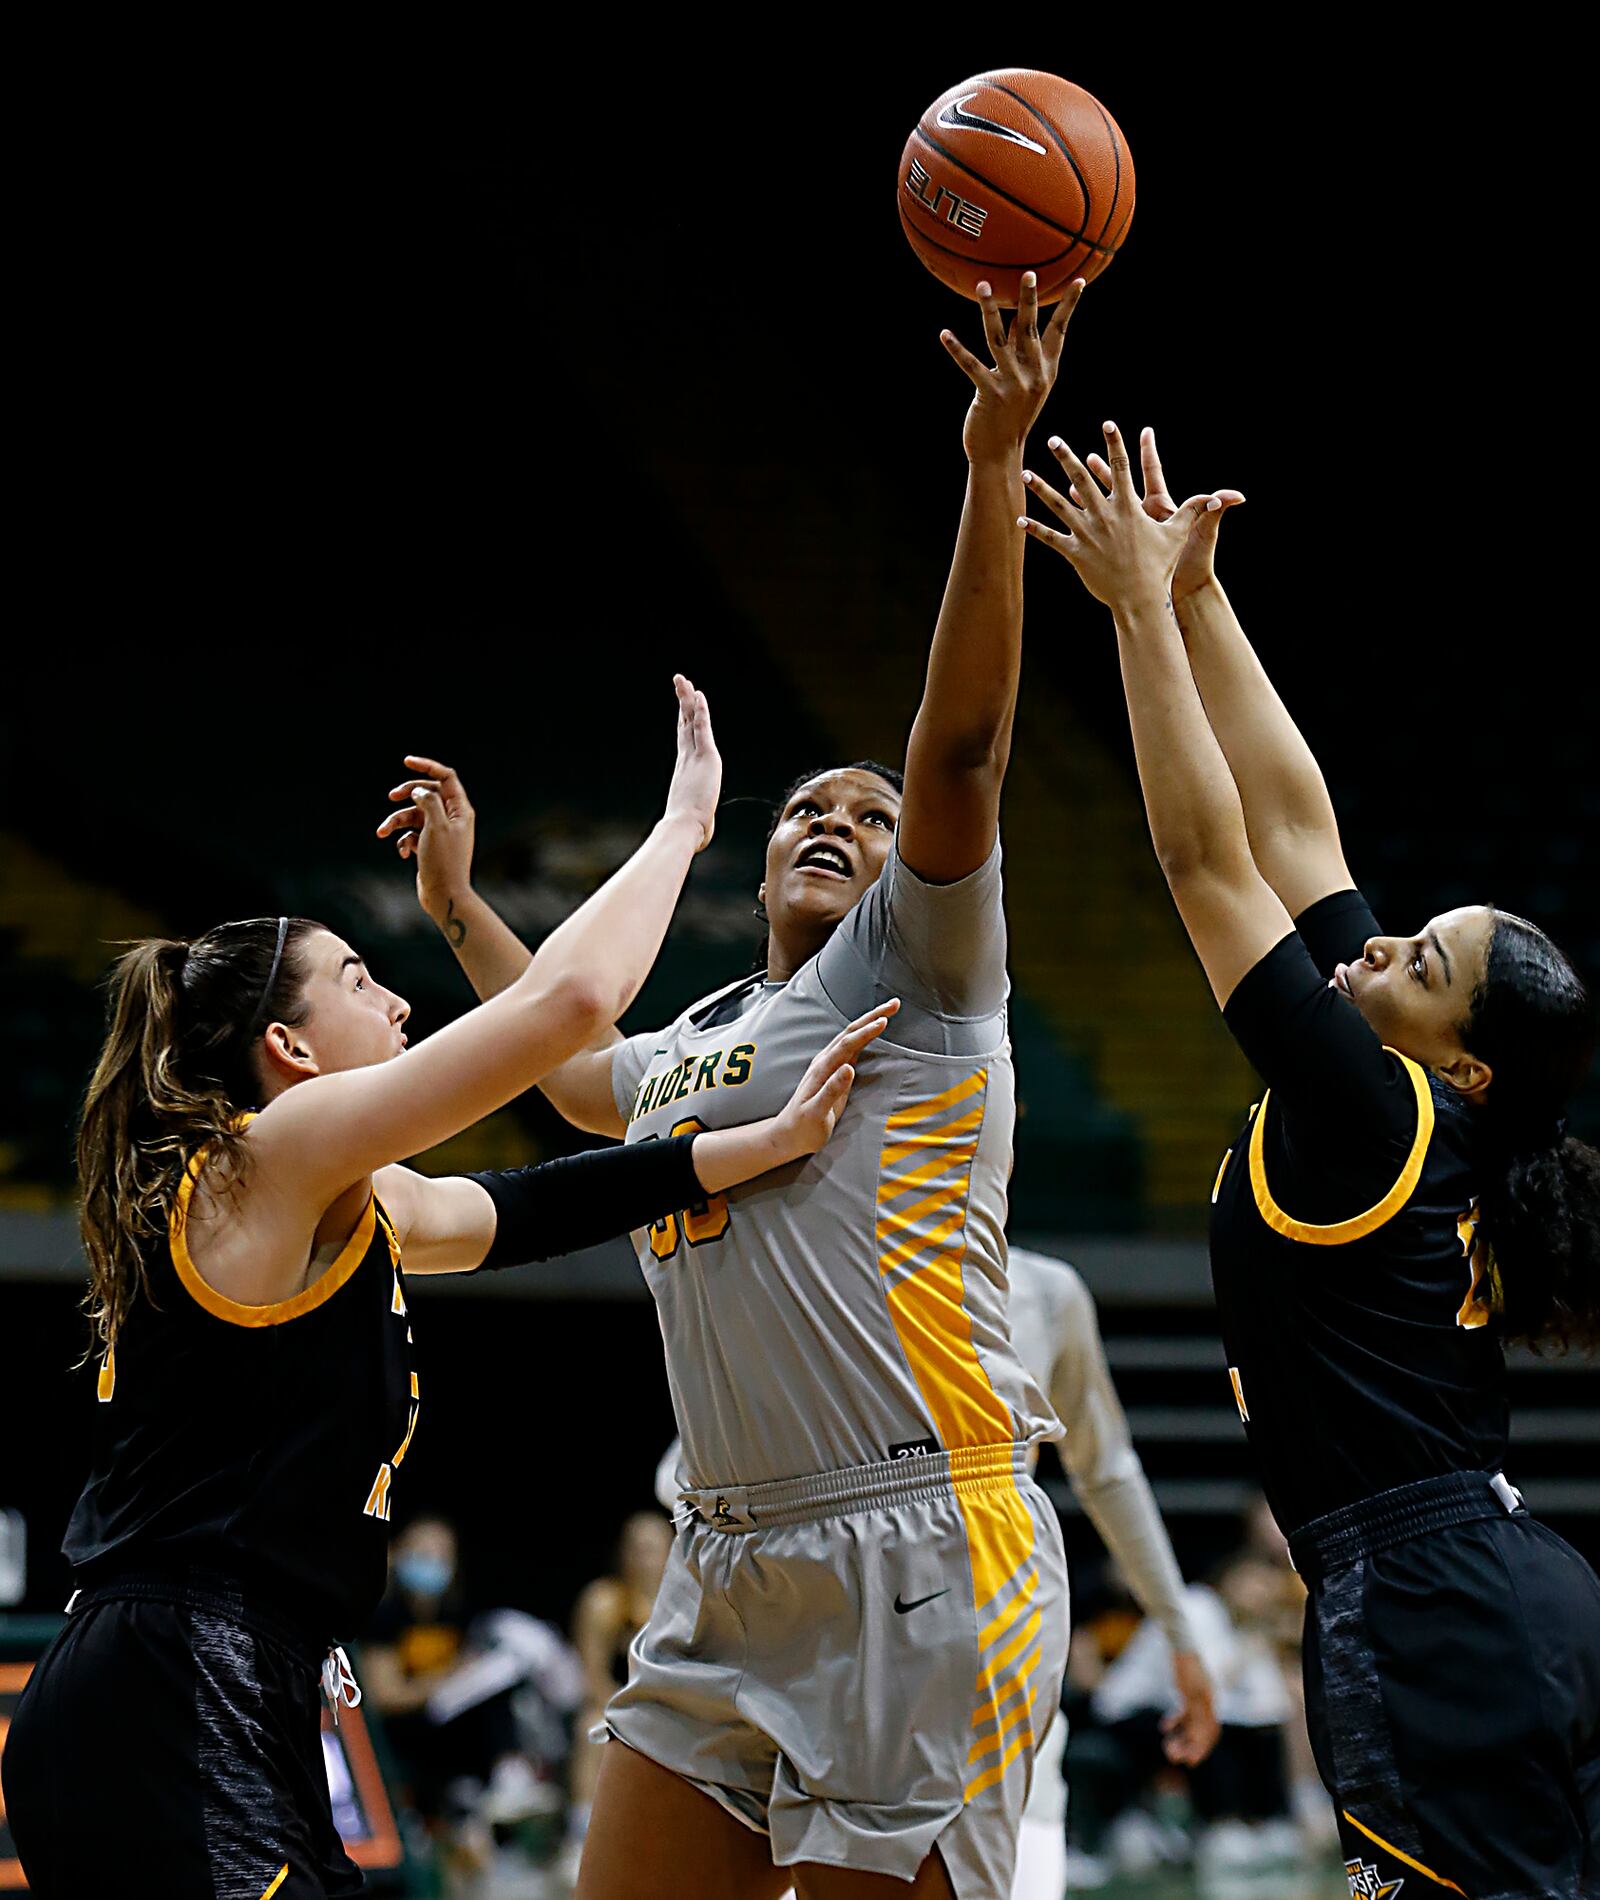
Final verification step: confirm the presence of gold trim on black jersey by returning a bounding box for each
[1248,1050,1435,1247]
[170,1133,379,1327]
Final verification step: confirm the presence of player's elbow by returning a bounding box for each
[910,710,1011,781]
[544,971,615,1044]
[1154,830,1231,884]
[1156,834,1257,898]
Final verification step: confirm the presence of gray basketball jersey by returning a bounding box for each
[613,841,1059,1489]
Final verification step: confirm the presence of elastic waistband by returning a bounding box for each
[678,1442,1030,1533]
[67,1569,333,1668]
[1288,1470,1524,1586]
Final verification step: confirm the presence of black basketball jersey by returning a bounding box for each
[64,1128,416,1636]
[1209,889,1508,1536]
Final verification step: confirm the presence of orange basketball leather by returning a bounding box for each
[898,69,1135,304]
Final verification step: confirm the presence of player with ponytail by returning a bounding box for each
[2,680,894,1899]
[1023,422,1600,1898]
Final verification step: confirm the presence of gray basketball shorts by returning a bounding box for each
[604,1443,1069,1895]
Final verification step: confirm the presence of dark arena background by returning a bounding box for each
[2,30,1593,1899]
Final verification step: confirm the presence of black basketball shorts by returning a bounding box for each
[1300,1506,1600,1900]
[2,1579,361,1899]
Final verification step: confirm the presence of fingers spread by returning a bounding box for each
[1013,270,1039,345]
[1022,468,1078,526]
[1085,451,1116,494]
[1041,277,1085,357]
[841,1016,890,1054]
[1139,426,1168,500]
[849,998,899,1029]
[1018,515,1078,558]
[835,1002,897,1056]
[939,325,993,391]
[1047,433,1098,501]
[377,806,423,838]
[976,281,1009,362]
[1101,421,1135,496]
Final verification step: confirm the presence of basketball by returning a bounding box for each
[898,69,1135,305]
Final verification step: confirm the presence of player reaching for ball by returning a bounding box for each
[0,681,893,1900]
[1021,424,1600,1899]
[386,273,1084,1899]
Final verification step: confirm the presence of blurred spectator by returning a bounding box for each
[559,1509,674,1878]
[1067,1561,1299,1882]
[363,1513,582,1880]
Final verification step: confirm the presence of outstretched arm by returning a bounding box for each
[253,676,719,1206]
[897,274,1084,884]
[1105,429,1352,918]
[1021,424,1291,1007]
[373,1002,897,1272]
[376,757,623,1134]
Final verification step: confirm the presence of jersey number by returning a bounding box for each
[648,1117,732,1261]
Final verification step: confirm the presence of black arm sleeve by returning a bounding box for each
[465,1134,701,1271]
[1223,930,1419,1146]
[1292,887,1382,981]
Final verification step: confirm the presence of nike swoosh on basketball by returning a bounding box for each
[893,1589,950,1614]
[935,96,1046,156]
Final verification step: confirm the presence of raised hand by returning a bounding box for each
[662,673,720,853]
[1082,427,1244,605]
[939,272,1086,465]
[772,1002,901,1159]
[1019,421,1216,609]
[376,756,477,931]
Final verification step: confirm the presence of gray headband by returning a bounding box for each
[247,916,290,1033]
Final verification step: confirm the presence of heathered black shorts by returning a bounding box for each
[2,1578,362,1899]
[1299,1502,1600,1900]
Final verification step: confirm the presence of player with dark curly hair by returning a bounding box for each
[0,681,891,1898]
[1023,421,1600,1900]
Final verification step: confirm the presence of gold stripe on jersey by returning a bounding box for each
[259,1868,290,1900]
[878,1203,970,1278]
[875,1073,1043,1805]
[97,1344,116,1403]
[169,1141,380,1327]
[879,1103,986,1170]
[1248,1051,1435,1246]
[876,1141,980,1207]
[883,1067,988,1129]
[876,1174,972,1242]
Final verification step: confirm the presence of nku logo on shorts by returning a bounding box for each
[1346,1858,1404,1898]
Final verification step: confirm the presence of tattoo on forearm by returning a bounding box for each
[444,899,467,949]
